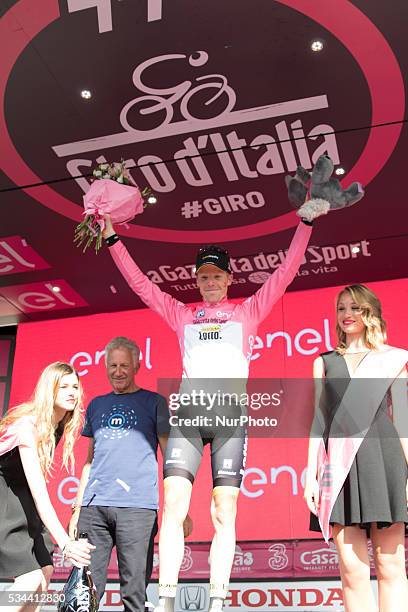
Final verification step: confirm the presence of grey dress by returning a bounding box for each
[310,350,408,533]
[0,424,63,578]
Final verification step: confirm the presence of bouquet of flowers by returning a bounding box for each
[74,160,155,253]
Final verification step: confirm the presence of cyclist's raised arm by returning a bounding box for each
[103,215,184,331]
[241,220,312,324]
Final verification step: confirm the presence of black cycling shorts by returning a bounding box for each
[163,401,247,488]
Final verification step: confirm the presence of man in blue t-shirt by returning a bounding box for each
[69,336,172,612]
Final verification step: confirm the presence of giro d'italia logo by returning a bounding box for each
[101,404,137,440]
[0,0,404,243]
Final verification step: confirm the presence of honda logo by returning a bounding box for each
[179,586,207,611]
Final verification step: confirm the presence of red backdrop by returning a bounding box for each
[9,278,408,540]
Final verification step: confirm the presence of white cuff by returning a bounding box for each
[296,198,330,222]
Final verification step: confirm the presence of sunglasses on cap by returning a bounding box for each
[196,245,231,273]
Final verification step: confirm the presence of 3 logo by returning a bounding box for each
[180,546,194,572]
[268,543,289,571]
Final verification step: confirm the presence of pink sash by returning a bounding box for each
[317,347,408,542]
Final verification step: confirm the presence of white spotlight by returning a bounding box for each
[81,90,92,99]
[335,167,345,176]
[311,40,324,52]
[351,246,360,254]
[51,286,61,293]
[147,195,158,205]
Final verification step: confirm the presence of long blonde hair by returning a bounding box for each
[336,284,387,353]
[0,362,84,478]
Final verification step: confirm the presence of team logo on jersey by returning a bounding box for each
[196,309,205,318]
[198,324,222,340]
[216,310,231,319]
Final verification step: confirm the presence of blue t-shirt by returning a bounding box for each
[81,389,169,509]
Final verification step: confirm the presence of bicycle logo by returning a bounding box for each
[119,51,236,132]
[53,49,328,157]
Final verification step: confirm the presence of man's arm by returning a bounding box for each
[68,438,94,538]
[103,215,183,331]
[241,220,312,323]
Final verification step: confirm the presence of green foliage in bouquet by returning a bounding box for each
[74,214,105,253]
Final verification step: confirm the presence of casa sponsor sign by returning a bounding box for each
[51,542,293,582]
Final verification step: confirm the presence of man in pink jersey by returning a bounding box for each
[102,205,324,612]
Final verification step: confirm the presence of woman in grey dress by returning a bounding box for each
[304,284,408,612]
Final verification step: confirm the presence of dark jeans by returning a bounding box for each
[78,506,158,612]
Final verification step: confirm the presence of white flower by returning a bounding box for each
[93,170,102,177]
[117,175,124,183]
[103,174,110,179]
[99,163,109,171]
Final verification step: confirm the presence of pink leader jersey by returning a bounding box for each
[109,222,312,380]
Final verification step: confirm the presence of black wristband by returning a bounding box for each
[301,218,313,226]
[105,234,120,247]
